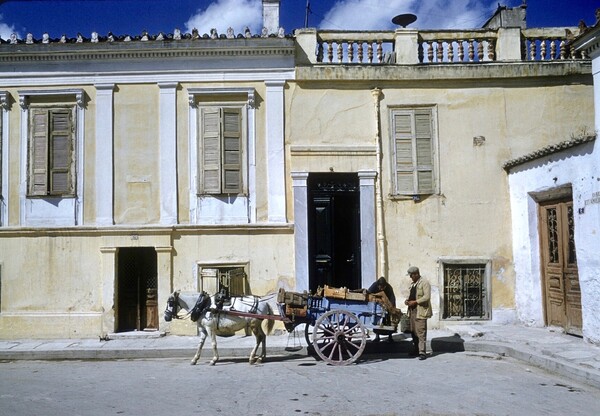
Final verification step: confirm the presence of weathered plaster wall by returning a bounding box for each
[0,227,294,339]
[113,84,160,225]
[287,79,594,327]
[507,140,600,344]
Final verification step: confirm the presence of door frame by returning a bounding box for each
[292,171,377,292]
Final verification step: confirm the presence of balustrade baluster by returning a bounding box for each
[569,44,576,60]
[418,42,424,63]
[348,41,354,63]
[368,42,373,63]
[317,42,323,62]
[477,41,484,61]
[550,40,557,60]
[337,42,343,63]
[487,39,495,61]
[560,40,567,59]
[358,42,364,62]
[377,40,383,63]
[437,42,444,62]
[468,40,475,62]
[447,41,454,62]
[327,42,333,63]
[540,39,547,60]
[458,41,464,62]
[427,41,434,63]
[529,39,537,61]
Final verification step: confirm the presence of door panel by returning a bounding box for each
[539,200,582,336]
[308,173,361,293]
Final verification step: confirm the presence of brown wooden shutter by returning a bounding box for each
[49,110,73,195]
[228,267,247,296]
[200,107,222,194]
[394,112,415,194]
[222,107,242,194]
[414,109,434,194]
[29,109,49,196]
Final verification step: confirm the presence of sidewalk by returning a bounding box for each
[1,323,599,389]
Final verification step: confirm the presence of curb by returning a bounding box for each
[463,341,600,390]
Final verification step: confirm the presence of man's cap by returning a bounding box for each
[407,266,420,275]
[377,276,387,285]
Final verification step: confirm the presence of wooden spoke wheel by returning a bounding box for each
[312,309,367,366]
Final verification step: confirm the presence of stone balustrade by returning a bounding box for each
[295,27,586,65]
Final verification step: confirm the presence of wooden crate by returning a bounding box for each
[285,304,307,317]
[324,285,346,299]
[346,290,367,301]
[277,288,308,306]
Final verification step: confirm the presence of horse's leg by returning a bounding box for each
[248,319,261,364]
[207,321,219,366]
[256,319,267,363]
[192,325,207,366]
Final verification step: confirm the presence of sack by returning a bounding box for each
[400,314,411,333]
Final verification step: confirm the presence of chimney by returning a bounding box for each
[482,1,527,29]
[263,0,280,35]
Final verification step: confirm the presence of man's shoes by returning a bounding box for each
[373,335,381,342]
[387,335,394,343]
[418,354,427,360]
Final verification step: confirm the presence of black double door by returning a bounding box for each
[308,173,361,292]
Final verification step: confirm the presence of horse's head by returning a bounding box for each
[164,291,180,322]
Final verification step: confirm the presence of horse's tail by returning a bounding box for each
[263,303,275,335]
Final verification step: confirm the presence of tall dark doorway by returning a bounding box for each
[116,247,158,332]
[308,173,361,292]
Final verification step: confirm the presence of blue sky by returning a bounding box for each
[0,0,597,39]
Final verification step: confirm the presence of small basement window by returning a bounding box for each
[440,260,491,320]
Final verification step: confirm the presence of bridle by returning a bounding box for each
[164,292,182,321]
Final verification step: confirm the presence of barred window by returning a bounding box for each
[442,262,490,320]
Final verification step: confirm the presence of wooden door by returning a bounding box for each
[539,200,582,336]
[308,173,361,292]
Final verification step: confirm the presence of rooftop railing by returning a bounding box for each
[295,27,586,65]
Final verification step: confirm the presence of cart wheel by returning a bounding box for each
[312,309,367,366]
[304,321,331,346]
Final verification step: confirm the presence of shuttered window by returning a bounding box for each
[392,108,435,196]
[199,266,248,296]
[28,107,75,196]
[199,107,243,195]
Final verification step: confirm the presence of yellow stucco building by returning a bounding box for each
[1,3,598,343]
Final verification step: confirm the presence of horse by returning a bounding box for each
[164,290,276,366]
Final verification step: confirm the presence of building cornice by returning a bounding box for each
[0,39,295,64]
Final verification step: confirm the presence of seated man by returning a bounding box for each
[367,277,396,342]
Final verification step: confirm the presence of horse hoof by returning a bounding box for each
[190,361,197,366]
[210,361,216,366]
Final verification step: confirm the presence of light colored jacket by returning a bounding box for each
[411,277,432,319]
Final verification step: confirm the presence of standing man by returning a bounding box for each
[404,266,432,360]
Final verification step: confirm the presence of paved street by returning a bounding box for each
[1,351,599,416]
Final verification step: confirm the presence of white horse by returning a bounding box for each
[164,290,275,365]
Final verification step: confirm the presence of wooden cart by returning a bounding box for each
[277,286,403,366]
